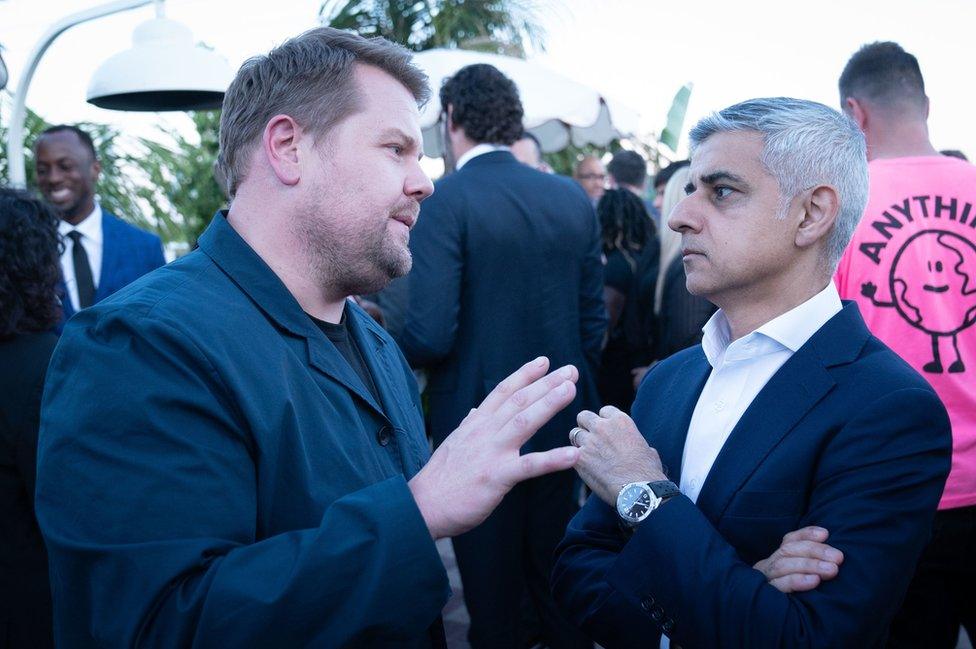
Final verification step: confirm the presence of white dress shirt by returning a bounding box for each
[660,282,841,649]
[455,143,509,171]
[58,203,103,312]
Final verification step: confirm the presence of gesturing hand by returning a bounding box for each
[571,406,667,506]
[753,526,844,593]
[408,357,581,540]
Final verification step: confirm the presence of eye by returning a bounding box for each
[388,144,404,156]
[714,186,734,200]
[935,261,944,272]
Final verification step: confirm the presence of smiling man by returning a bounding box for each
[35,28,583,648]
[33,125,165,325]
[551,98,952,648]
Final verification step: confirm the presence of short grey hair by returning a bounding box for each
[689,97,868,270]
[217,27,430,198]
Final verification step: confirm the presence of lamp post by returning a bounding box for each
[5,0,231,187]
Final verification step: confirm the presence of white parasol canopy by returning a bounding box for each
[413,48,640,158]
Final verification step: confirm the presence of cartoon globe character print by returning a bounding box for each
[862,229,976,373]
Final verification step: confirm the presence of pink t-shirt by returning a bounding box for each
[835,156,976,510]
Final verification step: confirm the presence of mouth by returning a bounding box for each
[48,187,74,204]
[391,213,418,230]
[682,248,705,258]
[923,284,949,293]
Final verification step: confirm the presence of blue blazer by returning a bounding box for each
[58,210,166,323]
[552,303,951,648]
[36,213,450,647]
[398,151,607,450]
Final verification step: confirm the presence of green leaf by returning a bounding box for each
[659,83,692,153]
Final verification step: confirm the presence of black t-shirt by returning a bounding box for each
[308,310,381,404]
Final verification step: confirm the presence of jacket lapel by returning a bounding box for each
[95,212,119,300]
[693,302,869,522]
[197,211,389,420]
[646,350,711,484]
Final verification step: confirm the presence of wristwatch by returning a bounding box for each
[616,480,680,528]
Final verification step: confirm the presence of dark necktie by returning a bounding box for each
[67,230,96,309]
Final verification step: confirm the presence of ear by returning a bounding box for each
[90,159,102,183]
[262,114,303,187]
[446,105,460,135]
[845,97,868,131]
[923,95,931,120]
[795,185,840,252]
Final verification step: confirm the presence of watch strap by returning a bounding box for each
[647,480,680,501]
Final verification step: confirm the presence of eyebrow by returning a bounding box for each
[377,128,420,151]
[699,170,747,185]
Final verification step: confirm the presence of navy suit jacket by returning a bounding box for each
[398,151,607,449]
[36,213,449,647]
[552,302,952,648]
[58,210,166,323]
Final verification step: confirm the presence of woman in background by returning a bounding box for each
[596,188,658,411]
[0,187,62,649]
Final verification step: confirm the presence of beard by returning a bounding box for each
[294,198,415,298]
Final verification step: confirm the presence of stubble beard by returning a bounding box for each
[295,206,412,299]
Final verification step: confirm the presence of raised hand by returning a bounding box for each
[753,526,844,593]
[571,405,666,506]
[408,357,581,539]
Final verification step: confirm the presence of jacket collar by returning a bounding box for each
[651,301,870,506]
[693,301,870,520]
[457,149,518,170]
[197,211,394,419]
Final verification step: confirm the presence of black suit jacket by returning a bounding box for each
[0,331,57,649]
[399,151,607,450]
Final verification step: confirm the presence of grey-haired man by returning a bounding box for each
[551,98,951,648]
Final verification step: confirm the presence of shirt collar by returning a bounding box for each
[456,143,509,170]
[58,201,103,244]
[701,282,842,367]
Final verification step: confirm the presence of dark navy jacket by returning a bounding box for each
[399,151,607,450]
[552,303,952,648]
[59,210,166,323]
[36,213,450,647]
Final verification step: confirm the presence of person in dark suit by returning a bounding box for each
[0,187,62,649]
[399,64,605,649]
[551,97,952,648]
[33,125,165,325]
[34,28,585,648]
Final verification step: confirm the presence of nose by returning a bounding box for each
[406,160,434,202]
[667,194,699,234]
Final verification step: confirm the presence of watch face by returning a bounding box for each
[620,484,652,521]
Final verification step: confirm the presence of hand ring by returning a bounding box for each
[569,427,585,448]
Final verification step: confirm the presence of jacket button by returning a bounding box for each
[651,606,664,622]
[640,597,654,612]
[662,619,674,635]
[376,426,393,446]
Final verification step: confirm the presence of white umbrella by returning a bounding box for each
[413,48,640,158]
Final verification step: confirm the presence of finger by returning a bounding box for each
[781,540,844,564]
[781,526,829,545]
[598,405,622,418]
[768,573,820,594]
[576,410,599,430]
[502,380,577,446]
[484,365,578,431]
[477,357,550,415]
[763,557,839,580]
[507,446,580,484]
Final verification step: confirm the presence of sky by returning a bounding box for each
[1,0,975,161]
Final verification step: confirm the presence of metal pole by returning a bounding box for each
[5,0,153,187]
